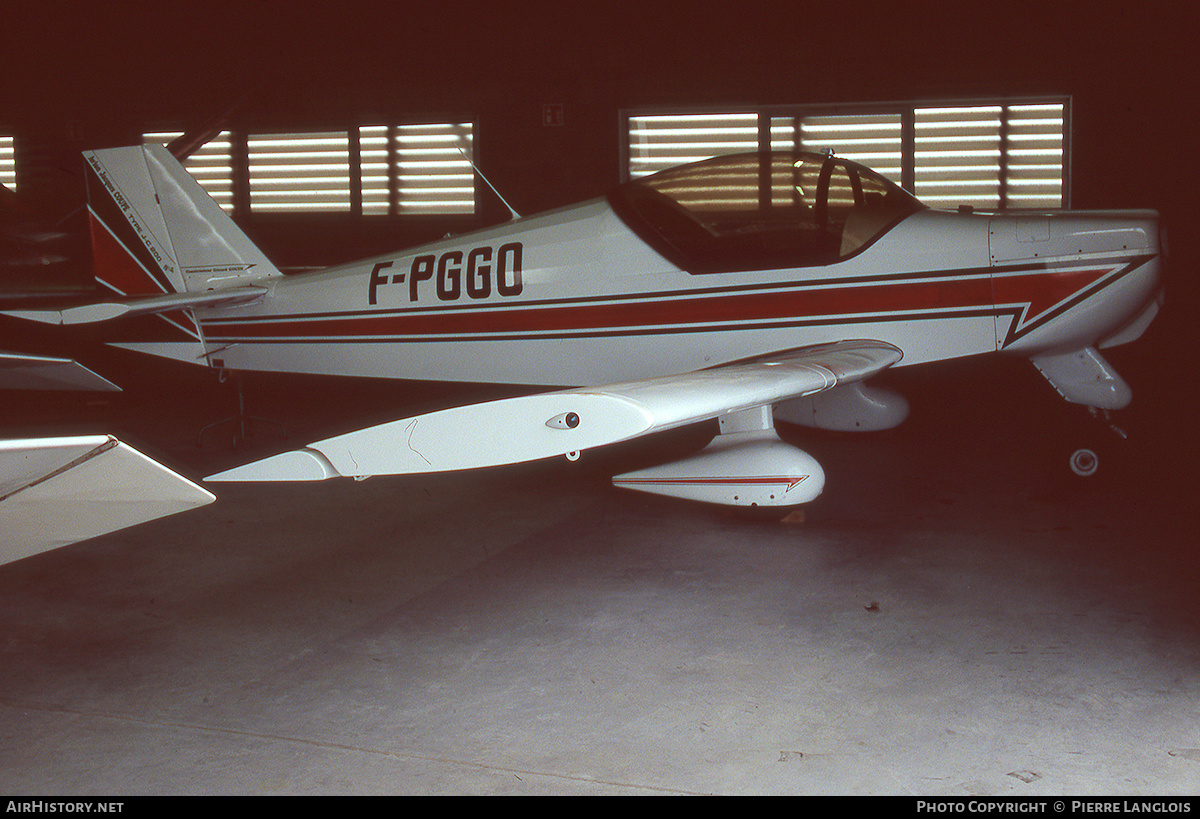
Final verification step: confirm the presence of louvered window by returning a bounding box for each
[625,99,1069,210]
[360,122,476,215]
[627,113,759,178]
[359,125,391,215]
[1003,103,1065,208]
[914,103,1065,209]
[143,131,235,211]
[146,122,476,216]
[248,131,351,212]
[1,136,15,190]
[913,105,1003,208]
[771,113,904,186]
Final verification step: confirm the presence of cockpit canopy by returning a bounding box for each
[609,152,925,274]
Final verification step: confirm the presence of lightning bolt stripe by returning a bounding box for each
[197,255,1153,349]
[992,256,1153,347]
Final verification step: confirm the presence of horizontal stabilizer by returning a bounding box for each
[207,339,901,482]
[0,435,215,564]
[2,285,267,325]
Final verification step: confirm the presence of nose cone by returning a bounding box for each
[989,210,1164,353]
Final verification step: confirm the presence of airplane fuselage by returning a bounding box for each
[190,201,1161,388]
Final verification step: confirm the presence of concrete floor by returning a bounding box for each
[1,356,1198,795]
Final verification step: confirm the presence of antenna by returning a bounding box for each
[458,147,520,220]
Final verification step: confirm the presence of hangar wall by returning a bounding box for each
[1,3,1194,409]
[2,5,1189,260]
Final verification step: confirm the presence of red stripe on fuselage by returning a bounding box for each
[202,265,1117,340]
[206,277,992,339]
[993,265,1114,323]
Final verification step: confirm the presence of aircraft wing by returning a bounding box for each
[207,339,902,482]
[0,434,216,565]
[0,351,121,391]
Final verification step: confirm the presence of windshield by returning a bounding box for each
[609,152,925,273]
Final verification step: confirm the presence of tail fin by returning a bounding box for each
[84,143,281,296]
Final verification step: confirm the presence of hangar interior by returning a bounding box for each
[1,2,1198,795]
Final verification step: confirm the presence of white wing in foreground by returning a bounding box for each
[0,435,215,565]
[207,340,902,482]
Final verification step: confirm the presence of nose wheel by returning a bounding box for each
[1069,447,1099,477]
[1068,408,1127,478]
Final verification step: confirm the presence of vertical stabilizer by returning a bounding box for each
[83,143,282,365]
[84,143,281,295]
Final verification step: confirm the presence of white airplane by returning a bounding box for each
[5,144,1164,511]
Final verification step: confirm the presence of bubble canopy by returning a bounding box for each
[609,151,926,274]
